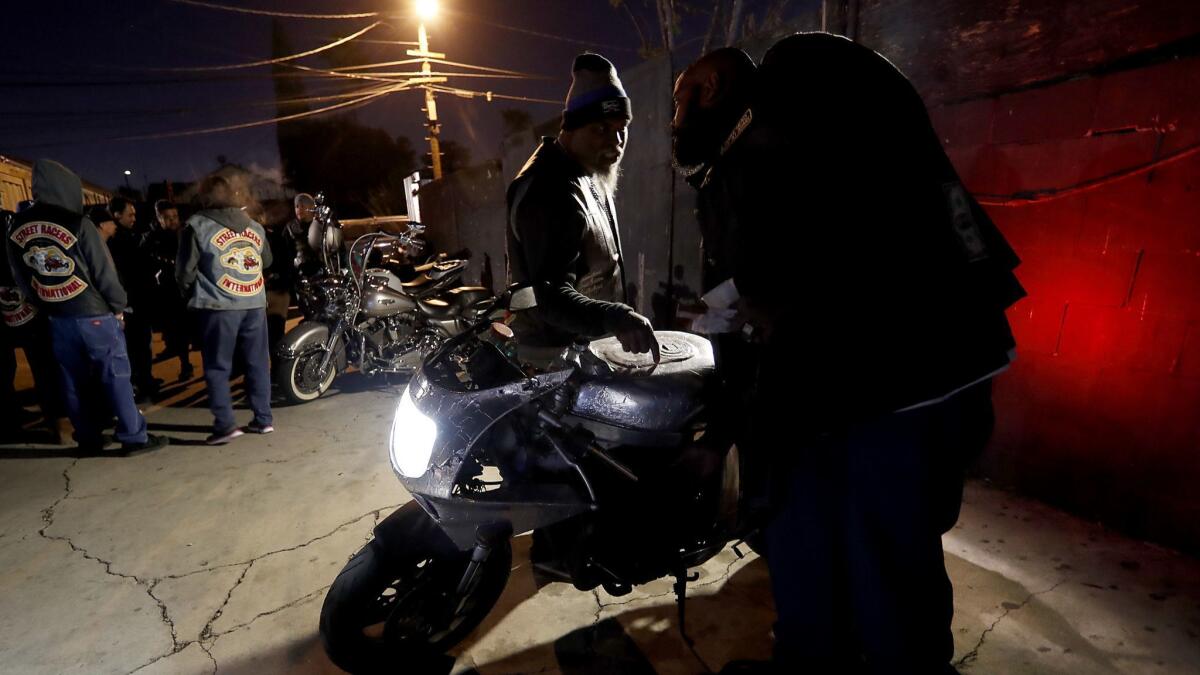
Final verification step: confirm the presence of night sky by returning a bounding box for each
[0,1,797,191]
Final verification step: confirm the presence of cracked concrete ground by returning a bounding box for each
[3,370,1200,674]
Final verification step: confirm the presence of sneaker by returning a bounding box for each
[244,421,274,434]
[122,433,169,454]
[206,427,244,445]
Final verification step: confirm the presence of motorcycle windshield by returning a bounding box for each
[393,362,572,499]
[348,233,404,282]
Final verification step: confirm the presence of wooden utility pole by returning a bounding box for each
[409,21,447,179]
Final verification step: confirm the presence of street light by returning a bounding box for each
[415,0,438,20]
[123,169,132,190]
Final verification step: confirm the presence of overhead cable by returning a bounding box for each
[112,84,405,141]
[167,0,381,20]
[146,21,381,72]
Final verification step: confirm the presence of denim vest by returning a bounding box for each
[186,211,268,311]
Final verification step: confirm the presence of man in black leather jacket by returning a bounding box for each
[673,36,1025,675]
[506,53,658,364]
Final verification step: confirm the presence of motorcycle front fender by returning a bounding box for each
[276,320,349,372]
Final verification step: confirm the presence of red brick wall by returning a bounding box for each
[855,1,1200,551]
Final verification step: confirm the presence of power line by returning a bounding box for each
[167,0,382,20]
[141,21,381,72]
[430,85,560,106]
[109,84,407,142]
[446,9,637,53]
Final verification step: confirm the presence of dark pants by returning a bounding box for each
[48,315,147,445]
[764,383,993,674]
[160,300,193,371]
[196,309,272,434]
[124,308,156,392]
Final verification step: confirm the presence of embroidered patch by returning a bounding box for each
[942,182,989,262]
[9,221,78,249]
[210,227,263,250]
[0,286,36,327]
[220,246,262,274]
[32,276,88,302]
[22,244,76,277]
[217,274,264,297]
[601,100,623,114]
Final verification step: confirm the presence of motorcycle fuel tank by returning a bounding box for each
[362,286,417,317]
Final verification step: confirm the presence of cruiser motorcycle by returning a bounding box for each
[274,227,492,403]
[318,285,763,673]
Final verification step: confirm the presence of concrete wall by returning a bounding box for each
[852,0,1200,552]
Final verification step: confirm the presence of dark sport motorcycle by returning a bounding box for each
[274,228,492,403]
[318,285,763,673]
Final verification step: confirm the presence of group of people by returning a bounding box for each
[1,164,325,450]
[506,35,1024,674]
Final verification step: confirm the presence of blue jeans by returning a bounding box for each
[196,309,272,433]
[48,314,147,445]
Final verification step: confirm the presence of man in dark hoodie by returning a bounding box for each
[176,175,274,445]
[506,53,658,365]
[673,36,1025,674]
[6,159,167,453]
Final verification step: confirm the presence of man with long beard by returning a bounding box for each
[506,53,658,364]
[673,37,1025,674]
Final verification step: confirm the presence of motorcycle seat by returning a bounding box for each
[418,297,459,319]
[425,259,468,280]
[447,286,491,306]
[569,331,715,433]
[401,274,432,288]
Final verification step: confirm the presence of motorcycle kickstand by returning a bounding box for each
[673,566,701,647]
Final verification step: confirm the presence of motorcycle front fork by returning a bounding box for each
[316,319,346,374]
[453,522,513,611]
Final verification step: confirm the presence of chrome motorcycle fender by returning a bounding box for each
[275,320,349,371]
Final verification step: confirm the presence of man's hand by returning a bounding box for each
[114,312,125,326]
[610,309,661,363]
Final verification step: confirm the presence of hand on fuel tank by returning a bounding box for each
[608,308,661,363]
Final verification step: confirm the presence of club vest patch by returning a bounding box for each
[217,274,265,296]
[0,286,37,327]
[210,227,263,251]
[220,246,262,274]
[22,244,76,277]
[32,276,88,302]
[9,221,78,249]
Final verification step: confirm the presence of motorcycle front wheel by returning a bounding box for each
[276,349,338,403]
[319,503,511,674]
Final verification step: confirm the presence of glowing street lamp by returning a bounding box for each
[415,0,438,20]
[123,169,132,189]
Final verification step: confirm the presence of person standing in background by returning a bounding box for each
[7,159,166,453]
[107,195,161,402]
[176,175,274,445]
[144,200,193,380]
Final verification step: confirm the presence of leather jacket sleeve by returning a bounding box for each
[175,225,200,299]
[511,180,631,338]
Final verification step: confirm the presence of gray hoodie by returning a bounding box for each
[176,207,273,310]
[6,159,127,317]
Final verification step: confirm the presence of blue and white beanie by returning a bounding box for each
[561,53,631,131]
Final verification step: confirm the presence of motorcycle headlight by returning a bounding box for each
[389,385,438,478]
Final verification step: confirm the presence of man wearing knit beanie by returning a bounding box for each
[505,53,658,363]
